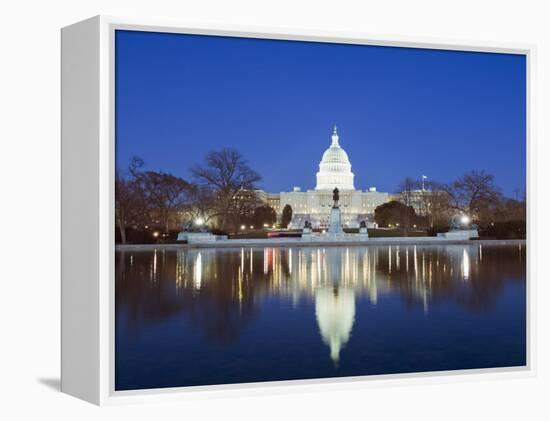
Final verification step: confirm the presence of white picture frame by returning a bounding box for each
[61,15,535,405]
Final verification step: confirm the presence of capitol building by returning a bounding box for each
[258,127,392,229]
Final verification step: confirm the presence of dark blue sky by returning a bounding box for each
[115,30,526,197]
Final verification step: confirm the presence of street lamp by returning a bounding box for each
[195,217,204,226]
[461,215,470,225]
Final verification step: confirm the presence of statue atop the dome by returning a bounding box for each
[331,125,339,146]
[333,187,339,207]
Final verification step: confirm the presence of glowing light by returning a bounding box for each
[240,225,246,230]
[193,252,202,290]
[241,248,244,273]
[153,231,159,238]
[461,215,470,225]
[152,250,157,280]
[195,217,204,226]
[461,248,470,280]
[289,248,292,274]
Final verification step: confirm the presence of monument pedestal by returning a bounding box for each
[177,232,225,243]
[301,227,314,239]
[437,229,479,240]
[327,206,344,235]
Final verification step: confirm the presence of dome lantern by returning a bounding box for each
[331,125,339,146]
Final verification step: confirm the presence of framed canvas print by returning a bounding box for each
[61,16,533,405]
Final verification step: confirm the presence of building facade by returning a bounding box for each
[258,127,392,229]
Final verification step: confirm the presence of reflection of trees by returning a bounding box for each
[454,245,525,311]
[116,243,525,344]
[116,249,269,343]
[116,250,187,332]
[349,244,524,312]
[182,251,261,344]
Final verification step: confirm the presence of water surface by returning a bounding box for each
[115,244,526,390]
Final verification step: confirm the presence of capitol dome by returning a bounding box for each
[315,126,355,191]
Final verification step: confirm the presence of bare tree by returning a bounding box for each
[115,164,148,244]
[183,185,218,226]
[436,170,501,220]
[136,171,191,233]
[191,148,261,231]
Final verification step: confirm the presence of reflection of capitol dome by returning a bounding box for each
[315,126,355,191]
[315,287,356,364]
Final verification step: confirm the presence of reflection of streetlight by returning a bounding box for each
[461,215,470,225]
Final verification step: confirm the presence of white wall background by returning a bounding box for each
[0,0,548,419]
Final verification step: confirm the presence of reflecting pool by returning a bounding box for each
[115,244,526,391]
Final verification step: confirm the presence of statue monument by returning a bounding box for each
[302,220,313,235]
[358,220,369,237]
[437,214,479,240]
[177,218,226,243]
[327,187,344,235]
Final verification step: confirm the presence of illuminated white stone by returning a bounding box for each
[315,287,356,363]
[315,126,355,191]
